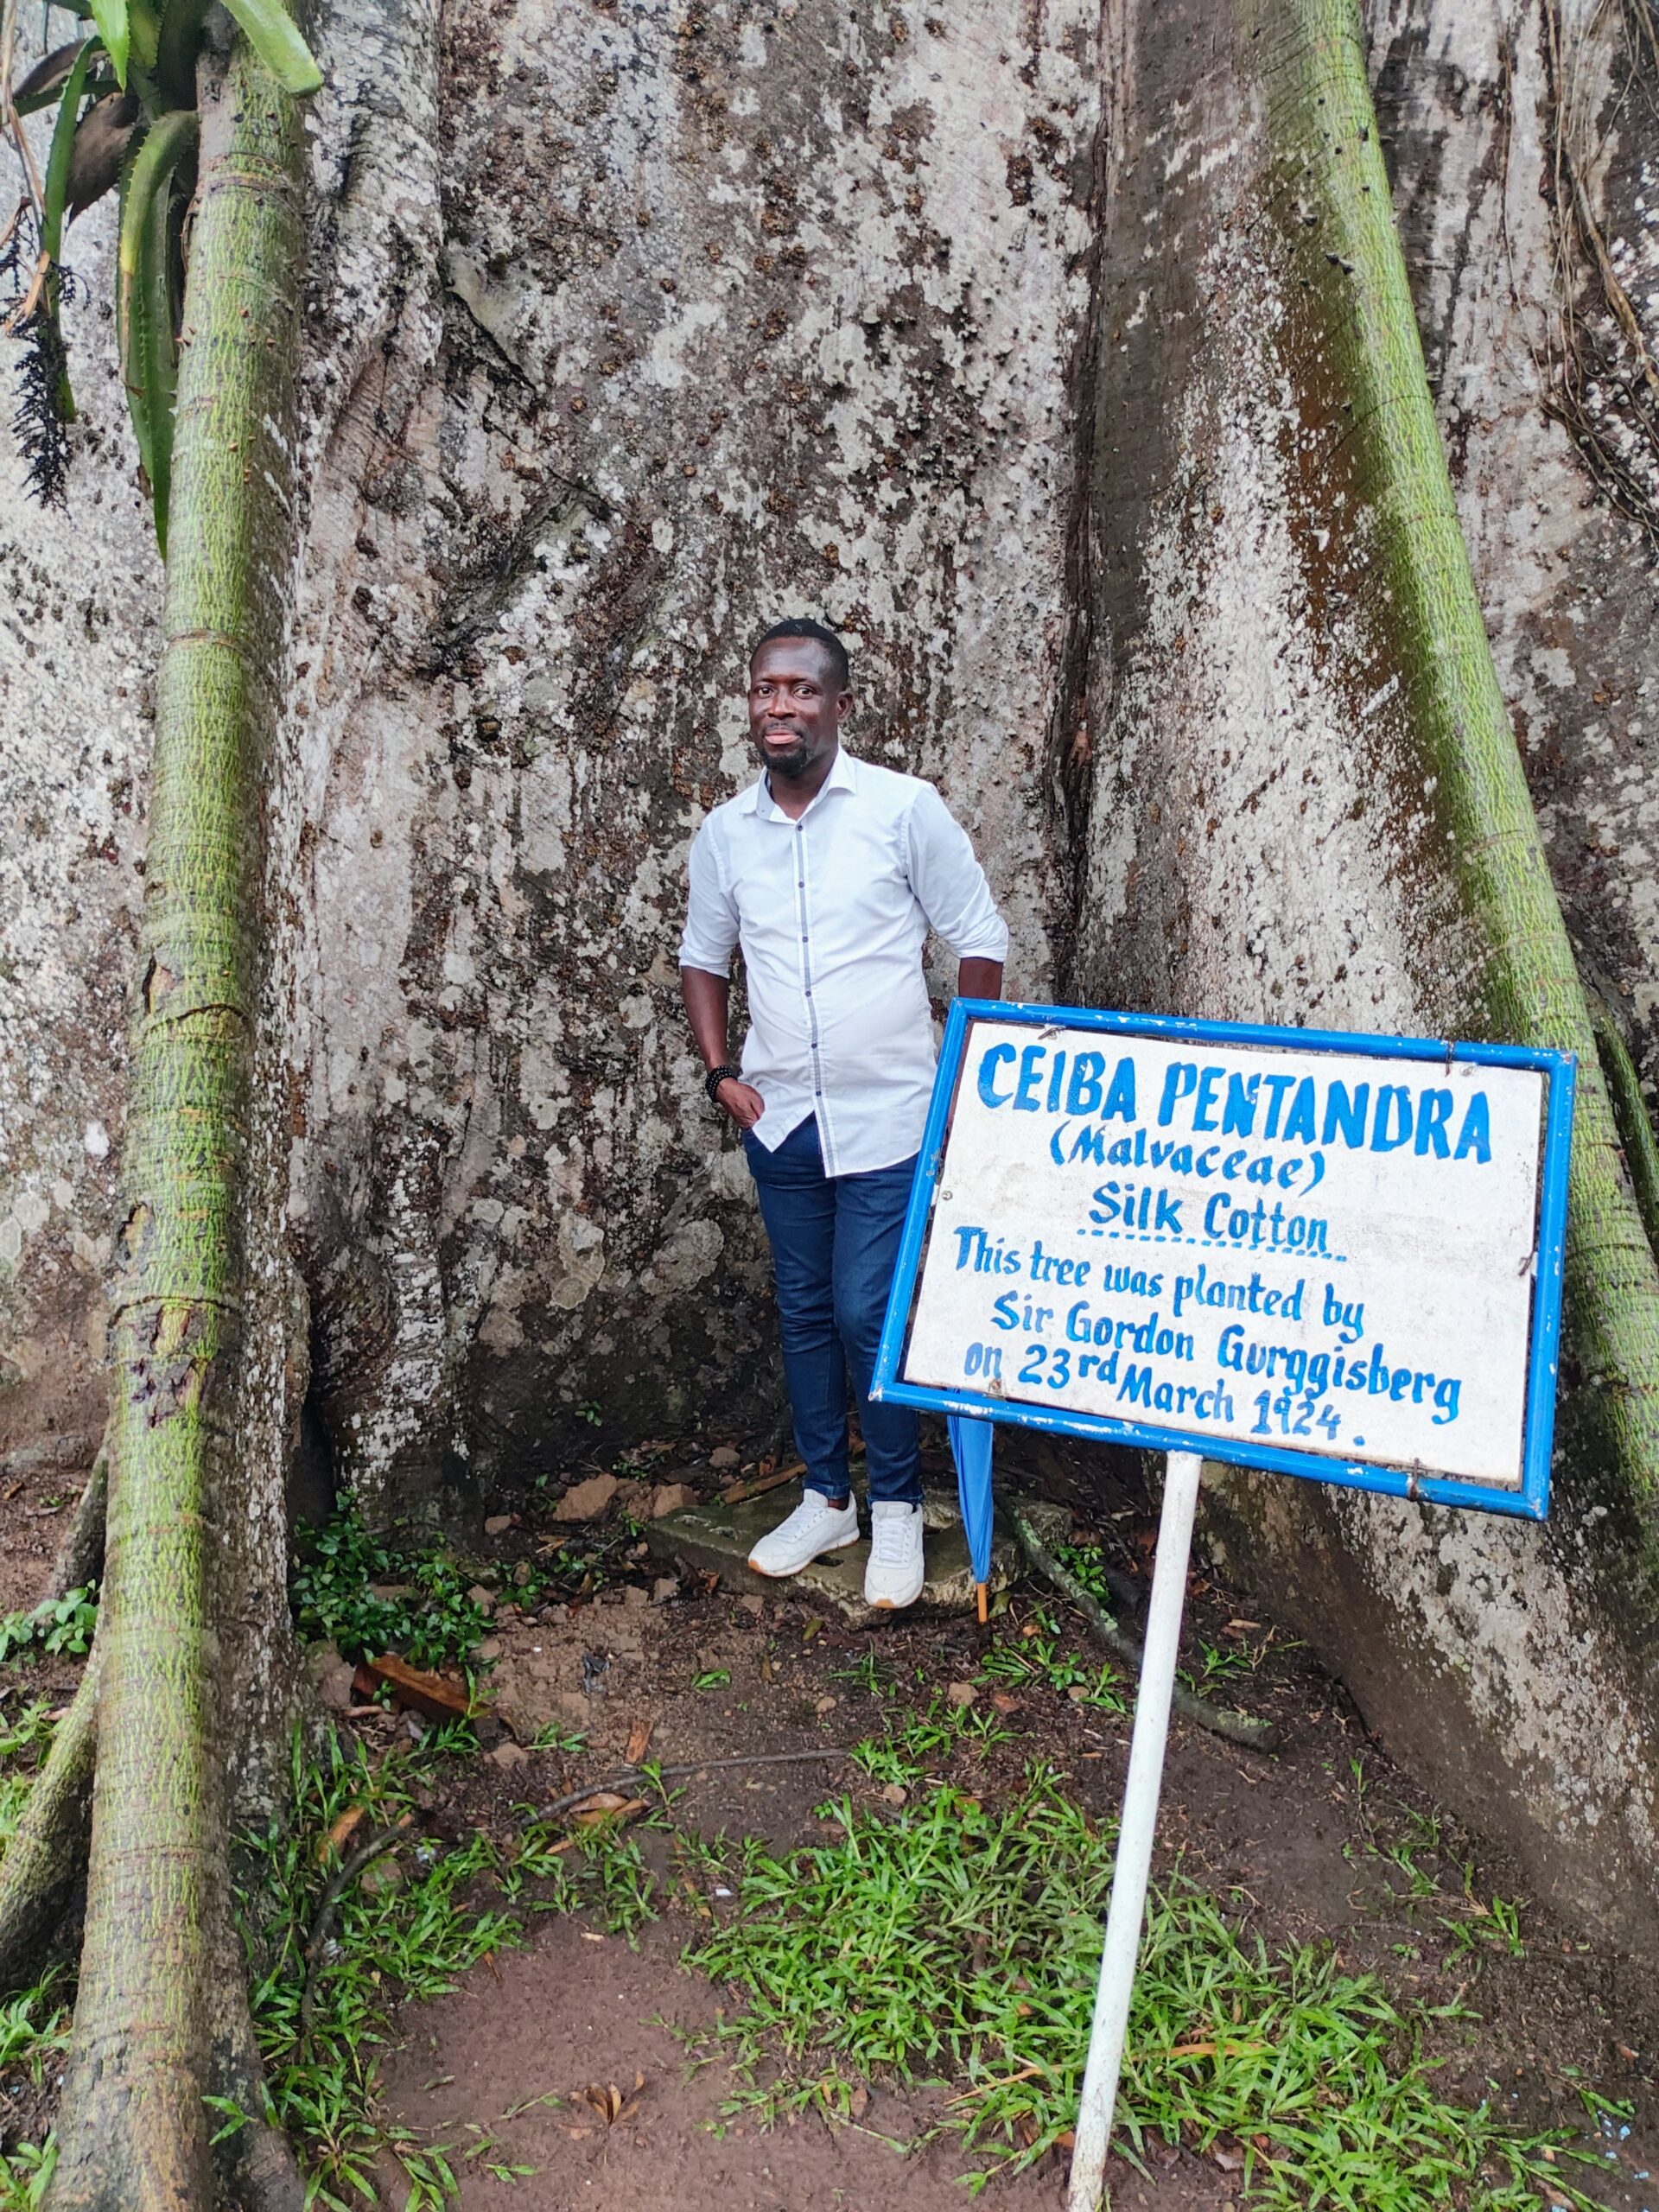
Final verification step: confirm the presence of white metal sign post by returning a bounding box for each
[871,1002,1573,2212]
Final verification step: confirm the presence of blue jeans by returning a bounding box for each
[743,1116,922,1506]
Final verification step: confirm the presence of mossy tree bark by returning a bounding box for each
[1074,0,1659,1949]
[1256,0,1659,1544]
[0,28,309,2212]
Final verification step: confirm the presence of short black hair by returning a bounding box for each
[751,616,850,691]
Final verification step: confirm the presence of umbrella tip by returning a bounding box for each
[976,1582,988,1626]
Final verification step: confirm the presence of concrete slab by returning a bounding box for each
[644,1485,1069,1625]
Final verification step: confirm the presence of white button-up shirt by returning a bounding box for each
[679,747,1009,1176]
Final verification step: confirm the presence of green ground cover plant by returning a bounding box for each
[976,1611,1128,1713]
[0,1675,1611,2211]
[0,1592,98,1671]
[682,1770,1605,2209]
[289,1514,496,1671]
[0,1711,664,2210]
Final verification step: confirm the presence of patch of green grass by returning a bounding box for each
[976,1612,1126,1713]
[233,1724,668,2209]
[0,1702,58,1852]
[0,1589,98,1670]
[0,1707,68,2204]
[849,1692,1016,1787]
[289,1512,493,1671]
[239,1731,518,2209]
[681,1771,1605,2208]
[0,1967,70,2205]
[691,1669,731,1692]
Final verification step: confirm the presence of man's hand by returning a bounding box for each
[716,1077,766,1130]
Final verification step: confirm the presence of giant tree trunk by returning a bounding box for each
[1073,0,1659,1951]
[6,0,1659,1967]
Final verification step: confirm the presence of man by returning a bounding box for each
[679,617,1007,1609]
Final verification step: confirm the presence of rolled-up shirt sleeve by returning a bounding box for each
[905,783,1010,963]
[678,819,740,974]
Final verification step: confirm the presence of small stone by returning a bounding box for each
[555,1472,620,1522]
[880,1783,907,1806]
[1066,1684,1090,1703]
[814,1694,837,1714]
[305,1642,357,1714]
[484,1514,513,1535]
[650,1481,699,1518]
[467,1585,496,1612]
[621,1585,649,1609]
[990,1691,1021,1713]
[368,1580,413,1602]
[652,1577,681,1605]
[738,1593,765,1616]
[512,1558,534,1586]
[359,1853,404,1894]
[489,1742,531,1769]
[945,1681,978,1707]
[474,1637,503,1662]
[709,1446,741,1469]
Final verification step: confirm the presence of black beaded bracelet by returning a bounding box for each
[703,1064,741,1103]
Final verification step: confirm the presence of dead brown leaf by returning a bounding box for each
[319,1806,367,1861]
[569,1791,649,1826]
[580,2074,645,2126]
[625,1717,655,1764]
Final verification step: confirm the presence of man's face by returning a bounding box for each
[747,639,849,782]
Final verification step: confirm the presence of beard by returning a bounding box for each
[755,728,814,779]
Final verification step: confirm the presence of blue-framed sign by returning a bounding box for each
[872,1002,1575,1520]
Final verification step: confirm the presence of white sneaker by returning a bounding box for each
[864,1500,925,1611]
[747,1492,860,1579]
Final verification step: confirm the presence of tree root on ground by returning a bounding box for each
[0,1656,99,1995]
[299,1815,414,2039]
[1010,1504,1281,1752]
[48,1432,109,1603]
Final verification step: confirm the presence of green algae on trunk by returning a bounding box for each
[1250,0,1659,1532]
[43,29,306,2212]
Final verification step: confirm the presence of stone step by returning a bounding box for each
[643,1484,1068,1625]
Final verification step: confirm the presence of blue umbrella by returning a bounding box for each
[948,1414,996,1623]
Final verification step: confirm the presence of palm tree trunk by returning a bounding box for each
[42,28,305,2210]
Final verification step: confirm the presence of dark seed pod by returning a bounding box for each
[10,37,86,115]
[67,92,142,222]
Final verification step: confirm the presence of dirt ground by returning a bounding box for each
[5,1427,1659,2210]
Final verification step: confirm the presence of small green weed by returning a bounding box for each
[528,1720,588,1755]
[0,1589,98,1669]
[0,1702,58,1851]
[691,1669,731,1692]
[0,1973,70,2209]
[1179,1639,1254,1698]
[849,1692,1015,1787]
[0,2139,54,2211]
[830,1651,905,1700]
[977,1613,1126,1713]
[682,1771,1604,2208]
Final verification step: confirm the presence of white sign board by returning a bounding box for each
[875,1007,1573,1514]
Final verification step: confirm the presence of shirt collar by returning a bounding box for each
[741,745,859,819]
